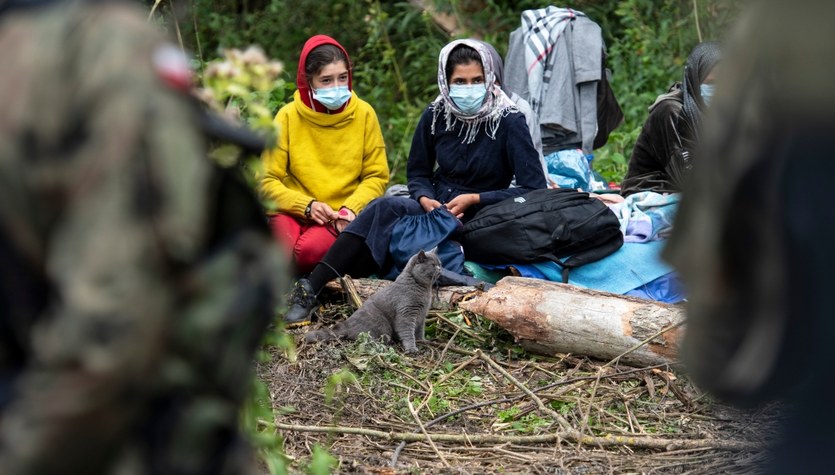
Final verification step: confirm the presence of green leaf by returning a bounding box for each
[307,444,338,475]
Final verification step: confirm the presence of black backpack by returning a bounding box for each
[461,188,623,282]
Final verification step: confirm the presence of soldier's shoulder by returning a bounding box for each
[75,1,162,39]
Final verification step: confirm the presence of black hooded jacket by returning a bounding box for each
[620,42,721,196]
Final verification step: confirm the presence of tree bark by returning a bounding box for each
[458,277,685,367]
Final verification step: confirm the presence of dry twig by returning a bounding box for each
[406,398,451,468]
[275,422,760,452]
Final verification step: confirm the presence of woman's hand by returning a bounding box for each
[332,207,355,233]
[445,193,479,219]
[307,201,336,225]
[419,196,443,213]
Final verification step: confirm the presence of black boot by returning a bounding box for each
[284,278,317,327]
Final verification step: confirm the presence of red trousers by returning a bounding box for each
[269,214,337,274]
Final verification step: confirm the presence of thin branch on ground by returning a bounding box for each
[274,422,760,452]
[406,398,451,468]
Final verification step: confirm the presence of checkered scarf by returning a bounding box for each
[520,6,583,113]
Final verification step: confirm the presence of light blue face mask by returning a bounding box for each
[700,83,715,106]
[313,85,351,110]
[449,84,487,115]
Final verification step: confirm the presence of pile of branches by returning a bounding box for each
[256,300,778,474]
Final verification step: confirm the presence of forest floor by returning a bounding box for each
[257,296,779,474]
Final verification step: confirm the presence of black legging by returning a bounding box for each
[307,233,378,294]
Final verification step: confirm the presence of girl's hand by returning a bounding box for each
[308,201,336,225]
[445,193,479,219]
[419,196,443,213]
[332,207,355,233]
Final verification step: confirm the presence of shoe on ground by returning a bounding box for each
[284,278,317,327]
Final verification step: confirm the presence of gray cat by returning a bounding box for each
[304,249,442,353]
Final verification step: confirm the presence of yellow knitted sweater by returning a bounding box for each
[261,90,389,217]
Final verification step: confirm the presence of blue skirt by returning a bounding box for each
[342,196,424,268]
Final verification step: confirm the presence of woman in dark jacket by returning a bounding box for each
[620,42,721,197]
[283,39,546,325]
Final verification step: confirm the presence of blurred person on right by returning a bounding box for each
[665,1,835,472]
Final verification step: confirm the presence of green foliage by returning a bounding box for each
[595,0,741,181]
[197,46,291,203]
[353,1,448,183]
[306,444,339,475]
[323,368,359,407]
[593,126,641,183]
[495,405,552,433]
[240,378,290,475]
[240,323,297,475]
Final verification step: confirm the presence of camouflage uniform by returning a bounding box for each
[0,1,286,474]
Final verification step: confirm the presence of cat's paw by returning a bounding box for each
[403,346,419,355]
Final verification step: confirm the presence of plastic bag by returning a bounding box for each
[544,149,608,191]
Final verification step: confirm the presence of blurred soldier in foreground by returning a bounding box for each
[0,0,285,473]
[666,0,835,472]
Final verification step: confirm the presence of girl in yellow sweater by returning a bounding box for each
[261,35,389,274]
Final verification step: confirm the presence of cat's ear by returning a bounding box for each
[417,249,427,259]
[426,246,438,256]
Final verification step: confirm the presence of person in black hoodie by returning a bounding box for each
[620,42,721,197]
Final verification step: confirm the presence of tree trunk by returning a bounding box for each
[322,276,685,367]
[458,277,685,367]
[321,277,479,311]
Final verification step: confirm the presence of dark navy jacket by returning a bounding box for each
[407,105,547,221]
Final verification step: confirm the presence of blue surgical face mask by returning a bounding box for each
[313,85,351,110]
[449,84,487,115]
[700,83,715,106]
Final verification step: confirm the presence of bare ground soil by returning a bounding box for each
[257,299,780,474]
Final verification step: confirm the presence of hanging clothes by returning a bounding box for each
[504,6,620,156]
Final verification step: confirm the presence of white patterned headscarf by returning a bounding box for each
[431,39,518,144]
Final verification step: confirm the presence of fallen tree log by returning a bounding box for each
[322,276,685,367]
[321,277,481,311]
[458,277,685,367]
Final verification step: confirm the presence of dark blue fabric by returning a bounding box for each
[407,106,547,222]
[624,273,686,304]
[342,196,424,268]
[384,207,464,279]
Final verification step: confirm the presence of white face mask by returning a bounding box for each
[313,85,351,110]
[700,83,715,106]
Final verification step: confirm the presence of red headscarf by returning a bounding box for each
[296,35,353,113]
